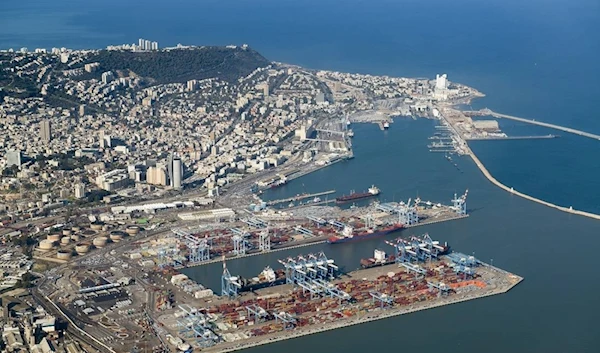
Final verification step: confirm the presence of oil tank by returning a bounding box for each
[70,234,80,242]
[81,229,97,237]
[57,250,72,261]
[75,243,90,255]
[125,226,140,235]
[90,222,104,231]
[109,231,126,243]
[93,236,108,248]
[47,234,61,242]
[38,239,55,250]
[60,237,71,245]
[71,226,81,232]
[62,228,72,236]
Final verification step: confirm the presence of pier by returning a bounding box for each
[465,134,558,141]
[266,190,336,206]
[465,109,600,141]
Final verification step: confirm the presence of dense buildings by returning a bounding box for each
[0,44,481,220]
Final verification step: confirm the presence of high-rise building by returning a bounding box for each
[263,83,270,97]
[74,184,85,199]
[144,40,151,51]
[435,74,448,90]
[171,157,183,189]
[40,120,52,142]
[6,150,21,168]
[138,38,144,49]
[79,104,87,117]
[101,71,114,84]
[147,166,168,186]
[151,41,159,50]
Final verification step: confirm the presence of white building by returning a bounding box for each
[74,183,85,199]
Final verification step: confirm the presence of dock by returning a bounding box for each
[266,190,336,206]
[179,256,523,353]
[465,134,558,141]
[464,108,600,141]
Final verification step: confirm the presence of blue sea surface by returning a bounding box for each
[3,0,600,351]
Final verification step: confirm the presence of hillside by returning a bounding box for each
[87,46,270,83]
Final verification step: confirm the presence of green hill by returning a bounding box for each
[87,46,270,83]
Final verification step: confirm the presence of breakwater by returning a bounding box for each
[467,148,600,221]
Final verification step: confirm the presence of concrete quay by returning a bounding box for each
[442,107,600,221]
[468,109,600,141]
[465,134,558,141]
[204,263,523,353]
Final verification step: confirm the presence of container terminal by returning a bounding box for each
[27,189,469,352]
[150,234,522,353]
[119,189,470,269]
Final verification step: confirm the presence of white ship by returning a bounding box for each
[383,121,390,129]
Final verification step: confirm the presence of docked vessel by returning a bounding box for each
[327,223,403,244]
[239,266,286,292]
[360,249,396,268]
[336,185,380,203]
[383,121,390,129]
[269,176,287,189]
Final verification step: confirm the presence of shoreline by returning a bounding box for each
[205,263,523,353]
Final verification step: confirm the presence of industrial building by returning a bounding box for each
[95,169,131,191]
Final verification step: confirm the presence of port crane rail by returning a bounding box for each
[427,281,451,296]
[451,189,469,215]
[221,261,241,298]
[273,312,297,330]
[246,304,269,324]
[369,291,393,308]
[172,228,210,263]
[176,304,219,348]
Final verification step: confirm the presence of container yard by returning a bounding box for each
[155,235,522,353]
[131,190,470,270]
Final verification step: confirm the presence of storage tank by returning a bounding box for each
[93,236,108,248]
[90,222,104,231]
[72,226,81,232]
[38,239,55,251]
[62,228,72,236]
[110,231,126,243]
[70,234,80,242]
[125,226,140,235]
[47,234,61,242]
[75,243,90,255]
[61,237,71,245]
[57,250,72,261]
[102,224,111,231]
[81,229,97,237]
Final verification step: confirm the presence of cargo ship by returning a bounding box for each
[360,249,396,268]
[360,241,451,268]
[239,266,286,292]
[327,223,403,244]
[336,185,380,203]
